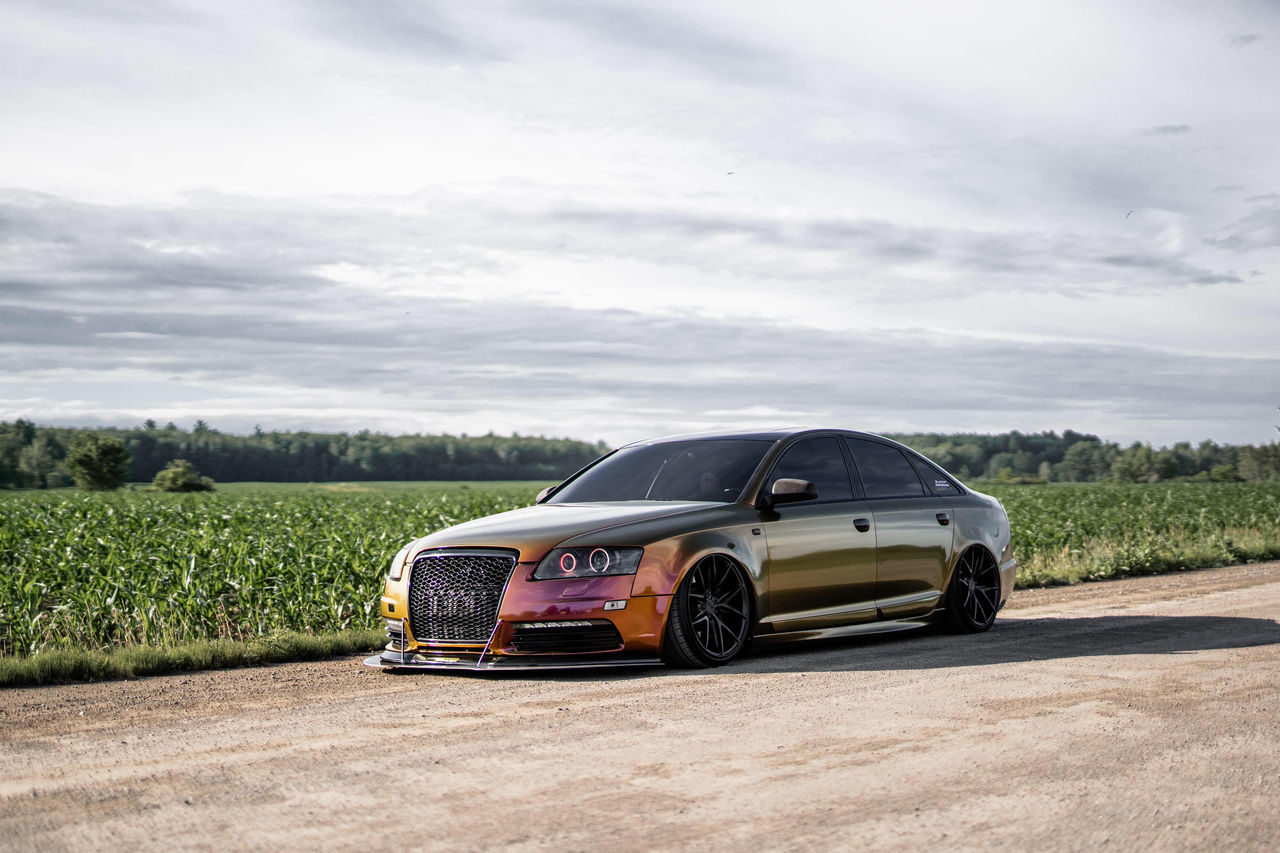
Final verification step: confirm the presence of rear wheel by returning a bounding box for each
[945,547,1001,632]
[662,554,752,668]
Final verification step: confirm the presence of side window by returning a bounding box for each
[845,438,925,498]
[767,437,853,503]
[909,456,961,496]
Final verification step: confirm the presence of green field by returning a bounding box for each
[0,481,544,658]
[3,481,1279,666]
[988,481,1280,585]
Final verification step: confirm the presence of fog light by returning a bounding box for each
[602,599,627,611]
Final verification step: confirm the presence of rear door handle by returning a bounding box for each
[853,517,871,532]
[936,513,950,526]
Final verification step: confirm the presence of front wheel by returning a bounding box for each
[944,547,1001,632]
[662,554,752,668]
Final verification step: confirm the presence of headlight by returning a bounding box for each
[387,544,412,581]
[533,547,643,580]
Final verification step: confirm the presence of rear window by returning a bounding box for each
[910,456,961,496]
[845,438,925,499]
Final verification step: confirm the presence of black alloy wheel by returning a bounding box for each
[662,554,752,668]
[945,547,1001,633]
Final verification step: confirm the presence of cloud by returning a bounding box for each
[521,1,789,86]
[1208,201,1280,250]
[2,1,1279,444]
[0,188,1244,342]
[0,188,1274,444]
[12,0,203,26]
[307,0,480,60]
[3,293,1275,444]
[546,203,1240,292]
[1098,253,1240,285]
[1226,33,1262,47]
[298,0,784,82]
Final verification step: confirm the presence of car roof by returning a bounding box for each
[623,427,892,446]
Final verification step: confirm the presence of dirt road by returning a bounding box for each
[3,562,1279,852]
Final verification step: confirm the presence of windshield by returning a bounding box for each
[548,439,774,503]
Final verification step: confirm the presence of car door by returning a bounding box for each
[760,436,879,631]
[845,438,954,619]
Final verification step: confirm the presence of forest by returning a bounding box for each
[0,420,608,488]
[1,419,1278,488]
[890,429,1280,484]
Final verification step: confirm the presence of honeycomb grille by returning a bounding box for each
[407,552,516,643]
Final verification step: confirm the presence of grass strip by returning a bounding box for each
[1016,529,1280,587]
[0,628,385,688]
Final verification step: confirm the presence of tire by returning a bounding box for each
[662,554,753,668]
[944,546,1001,633]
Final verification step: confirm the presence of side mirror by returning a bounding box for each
[535,485,556,504]
[760,478,818,509]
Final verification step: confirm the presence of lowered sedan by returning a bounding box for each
[366,428,1015,671]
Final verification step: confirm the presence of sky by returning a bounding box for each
[1,0,1278,447]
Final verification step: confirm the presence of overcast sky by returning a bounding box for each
[2,0,1278,446]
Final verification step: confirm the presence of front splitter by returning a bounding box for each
[364,651,664,672]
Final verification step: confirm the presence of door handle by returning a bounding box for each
[936,513,950,526]
[852,517,871,532]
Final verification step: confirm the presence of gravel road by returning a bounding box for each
[3,562,1279,852]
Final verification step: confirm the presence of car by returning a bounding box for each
[365,428,1015,672]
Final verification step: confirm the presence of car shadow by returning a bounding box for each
[725,613,1280,675]
[393,613,1280,681]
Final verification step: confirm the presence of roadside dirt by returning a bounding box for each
[3,562,1279,852]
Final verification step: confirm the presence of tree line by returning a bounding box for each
[0,420,609,489]
[887,429,1280,484]
[2,419,1279,489]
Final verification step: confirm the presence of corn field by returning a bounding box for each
[987,481,1280,585]
[0,483,539,656]
[3,481,1279,657]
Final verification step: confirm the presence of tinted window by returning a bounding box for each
[909,456,961,496]
[846,438,925,498]
[767,437,853,503]
[550,440,772,503]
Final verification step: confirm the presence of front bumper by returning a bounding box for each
[371,562,672,671]
[364,646,662,672]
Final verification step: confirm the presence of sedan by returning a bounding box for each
[366,428,1015,671]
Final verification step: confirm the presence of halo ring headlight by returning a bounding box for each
[534,547,644,580]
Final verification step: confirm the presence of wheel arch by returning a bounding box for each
[632,526,767,599]
[941,542,998,604]
[660,549,759,666]
[657,547,761,647]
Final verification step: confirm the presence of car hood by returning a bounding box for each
[410,501,719,563]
